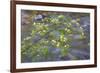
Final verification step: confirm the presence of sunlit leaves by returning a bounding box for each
[71,18,80,23]
[60,44,70,57]
[50,18,59,24]
[21,12,87,62]
[80,33,86,39]
[76,22,80,26]
[52,40,56,43]
[67,23,72,28]
[71,20,77,23]
[76,18,80,22]
[64,44,70,48]
[42,17,51,23]
[31,30,35,36]
[56,42,60,47]
[23,36,31,41]
[58,15,64,19]
[60,34,64,42]
[67,29,72,34]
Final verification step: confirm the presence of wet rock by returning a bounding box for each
[71,41,83,47]
[80,16,90,32]
[60,53,75,60]
[34,14,46,21]
[69,49,90,60]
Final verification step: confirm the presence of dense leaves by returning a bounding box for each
[21,10,90,62]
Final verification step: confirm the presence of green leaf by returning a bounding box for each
[31,30,35,36]
[58,15,64,19]
[41,48,49,57]
[61,48,68,57]
[66,29,72,34]
[59,30,65,35]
